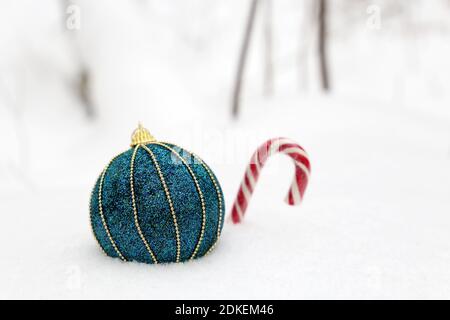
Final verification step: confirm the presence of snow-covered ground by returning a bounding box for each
[1,0,450,299]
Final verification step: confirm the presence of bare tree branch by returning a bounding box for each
[318,0,330,91]
[232,0,260,118]
[62,0,96,118]
[77,68,95,117]
[263,0,274,96]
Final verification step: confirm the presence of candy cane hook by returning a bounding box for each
[231,137,311,224]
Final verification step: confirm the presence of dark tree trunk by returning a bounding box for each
[318,0,330,91]
[232,0,260,118]
[77,68,95,118]
[62,0,95,118]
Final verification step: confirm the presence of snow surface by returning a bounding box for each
[1,0,450,299]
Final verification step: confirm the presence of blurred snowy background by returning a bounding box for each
[1,0,450,299]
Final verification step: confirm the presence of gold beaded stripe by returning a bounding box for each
[152,142,206,260]
[191,153,224,256]
[130,145,159,264]
[161,142,224,256]
[98,158,127,261]
[140,144,181,262]
[89,180,108,257]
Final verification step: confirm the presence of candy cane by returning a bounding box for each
[231,137,311,223]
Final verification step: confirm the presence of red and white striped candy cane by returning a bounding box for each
[231,137,311,224]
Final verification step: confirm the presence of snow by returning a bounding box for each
[1,0,450,299]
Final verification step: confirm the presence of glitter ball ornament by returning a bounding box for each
[90,124,225,264]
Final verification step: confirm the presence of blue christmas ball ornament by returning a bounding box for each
[90,124,225,264]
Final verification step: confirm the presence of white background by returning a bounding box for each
[0,0,449,299]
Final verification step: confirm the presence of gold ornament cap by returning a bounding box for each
[130,123,156,147]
